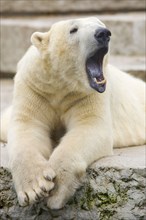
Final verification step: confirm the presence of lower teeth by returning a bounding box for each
[93,78,106,85]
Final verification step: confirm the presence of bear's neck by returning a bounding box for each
[21,52,108,111]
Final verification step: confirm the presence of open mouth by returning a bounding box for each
[86,46,108,93]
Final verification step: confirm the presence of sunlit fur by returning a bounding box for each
[0,17,145,209]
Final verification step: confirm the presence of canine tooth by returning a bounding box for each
[94,78,106,85]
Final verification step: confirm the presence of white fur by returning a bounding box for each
[0,17,145,209]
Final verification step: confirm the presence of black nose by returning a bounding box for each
[94,28,111,44]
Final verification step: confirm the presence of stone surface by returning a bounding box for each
[93,145,146,169]
[0,165,146,220]
[0,79,13,112]
[1,0,145,14]
[110,56,146,81]
[1,13,145,74]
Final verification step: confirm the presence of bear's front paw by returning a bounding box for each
[12,158,56,206]
[47,161,86,209]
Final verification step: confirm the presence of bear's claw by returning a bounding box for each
[15,165,56,206]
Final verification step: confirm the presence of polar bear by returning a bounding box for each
[0,17,145,209]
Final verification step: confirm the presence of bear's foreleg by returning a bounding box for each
[7,84,58,206]
[47,116,113,209]
[8,120,56,206]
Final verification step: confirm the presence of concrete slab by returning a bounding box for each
[93,145,146,169]
[110,56,146,81]
[0,79,13,112]
[0,143,9,167]
[1,13,145,74]
[1,0,145,14]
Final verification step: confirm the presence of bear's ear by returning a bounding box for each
[31,32,48,49]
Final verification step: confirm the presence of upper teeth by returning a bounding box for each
[93,78,106,85]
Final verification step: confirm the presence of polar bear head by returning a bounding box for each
[31,17,111,93]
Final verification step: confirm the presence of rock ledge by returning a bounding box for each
[0,165,145,220]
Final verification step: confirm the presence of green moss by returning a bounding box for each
[79,184,96,210]
[77,184,118,211]
[71,179,129,220]
[97,193,117,207]
[99,209,117,220]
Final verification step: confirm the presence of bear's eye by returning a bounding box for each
[70,27,78,34]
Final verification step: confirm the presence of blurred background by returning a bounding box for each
[0,0,145,79]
